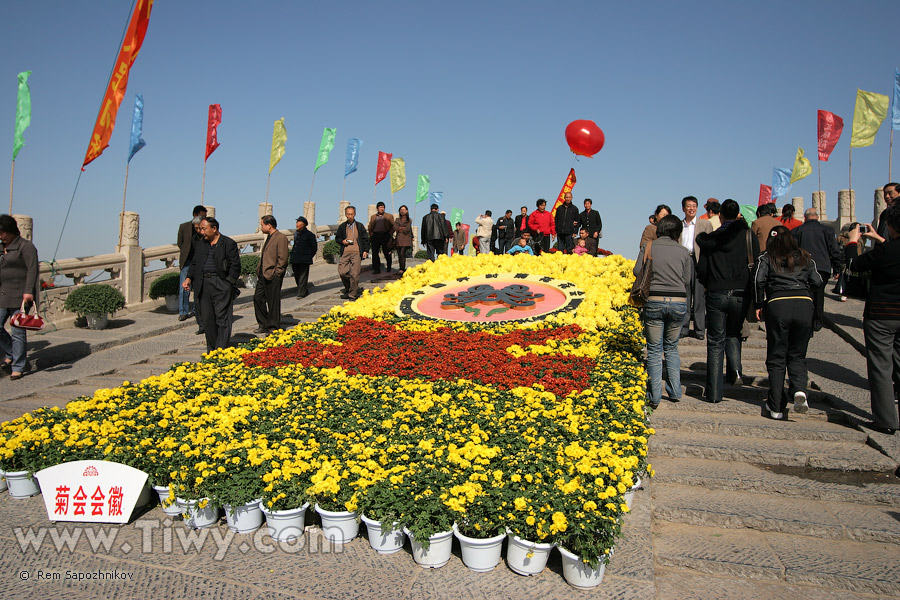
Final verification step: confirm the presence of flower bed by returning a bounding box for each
[0,253,651,569]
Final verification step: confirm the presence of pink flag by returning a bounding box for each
[758,184,772,206]
[375,151,392,184]
[205,104,222,161]
[817,110,843,162]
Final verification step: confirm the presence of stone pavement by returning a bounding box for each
[0,263,898,598]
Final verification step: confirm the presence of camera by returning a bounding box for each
[859,225,870,234]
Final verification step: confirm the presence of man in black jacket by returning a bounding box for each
[696,200,760,403]
[421,204,448,260]
[578,198,603,245]
[554,192,580,254]
[792,208,840,331]
[514,206,529,238]
[290,216,317,298]
[183,217,241,352]
[496,210,516,254]
[335,206,370,300]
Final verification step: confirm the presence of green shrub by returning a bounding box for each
[414,250,428,259]
[64,284,126,316]
[240,254,260,276]
[148,272,181,300]
[322,240,341,259]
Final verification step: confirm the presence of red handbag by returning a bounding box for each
[9,301,45,331]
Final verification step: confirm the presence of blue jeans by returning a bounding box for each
[642,299,687,405]
[178,262,194,316]
[0,307,27,373]
[705,290,747,402]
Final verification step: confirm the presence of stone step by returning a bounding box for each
[650,429,898,473]
[653,521,900,596]
[659,387,780,411]
[653,483,900,545]
[678,346,769,361]
[649,457,900,508]
[650,407,862,442]
[679,335,767,349]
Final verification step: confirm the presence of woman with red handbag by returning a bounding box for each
[0,215,39,380]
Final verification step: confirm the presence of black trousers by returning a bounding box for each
[533,232,551,254]
[198,275,234,352]
[812,270,829,331]
[254,274,283,329]
[292,262,310,297]
[682,256,706,336]
[863,317,900,429]
[764,298,813,413]
[371,232,392,272]
[397,247,409,271]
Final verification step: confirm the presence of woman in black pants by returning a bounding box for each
[754,226,822,419]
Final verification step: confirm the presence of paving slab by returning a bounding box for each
[650,409,856,441]
[654,568,885,600]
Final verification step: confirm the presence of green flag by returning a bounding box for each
[416,174,430,204]
[314,127,336,172]
[450,207,463,227]
[269,118,287,174]
[12,71,32,160]
[849,89,889,148]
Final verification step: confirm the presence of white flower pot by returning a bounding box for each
[176,497,219,529]
[404,527,454,569]
[0,469,7,493]
[453,523,506,572]
[153,485,182,516]
[315,504,359,544]
[505,533,554,576]
[624,476,642,510]
[164,295,179,313]
[261,502,309,542]
[558,546,609,589]
[4,470,40,498]
[361,514,405,554]
[85,313,108,330]
[224,499,264,533]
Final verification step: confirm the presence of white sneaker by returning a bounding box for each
[768,409,784,420]
[793,391,808,414]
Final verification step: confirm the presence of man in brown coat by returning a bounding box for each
[367,201,395,274]
[253,215,289,334]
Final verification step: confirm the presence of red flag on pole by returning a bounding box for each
[375,151,392,184]
[205,104,222,161]
[550,168,577,218]
[758,184,773,206]
[82,0,154,168]
[817,110,844,162]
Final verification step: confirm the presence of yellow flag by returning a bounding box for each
[390,158,406,194]
[789,147,812,184]
[850,89,889,148]
[269,118,287,173]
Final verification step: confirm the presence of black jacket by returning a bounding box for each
[579,209,602,236]
[420,211,447,243]
[290,228,318,265]
[791,220,840,275]
[846,239,900,319]
[696,219,760,292]
[514,214,529,235]
[496,216,515,241]
[754,252,823,304]
[189,234,241,295]
[335,220,370,255]
[554,203,580,235]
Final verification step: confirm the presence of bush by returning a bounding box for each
[240,254,260,276]
[322,240,341,259]
[414,250,428,259]
[64,284,126,316]
[148,272,181,300]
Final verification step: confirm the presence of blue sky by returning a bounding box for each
[2,0,898,262]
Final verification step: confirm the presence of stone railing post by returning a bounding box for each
[412,226,419,250]
[257,202,273,232]
[119,211,143,305]
[874,189,886,230]
[812,191,826,220]
[11,214,32,241]
[304,201,316,237]
[368,204,376,222]
[838,190,854,228]
[338,201,349,224]
[790,197,803,216]
[205,205,216,218]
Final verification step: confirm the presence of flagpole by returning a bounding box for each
[390,190,394,214]
[308,172,317,204]
[118,162,130,249]
[342,178,346,204]
[848,149,853,209]
[265,173,271,205]
[817,157,821,197]
[201,161,207,205]
[9,161,14,214]
[890,128,894,182]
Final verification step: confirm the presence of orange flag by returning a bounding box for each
[550,168,577,218]
[82,0,154,168]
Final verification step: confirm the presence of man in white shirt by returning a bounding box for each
[680,195,713,339]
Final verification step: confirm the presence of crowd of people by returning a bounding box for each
[636,186,900,435]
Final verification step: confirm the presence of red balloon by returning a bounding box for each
[565,120,605,157]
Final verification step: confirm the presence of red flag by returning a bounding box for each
[205,104,222,161]
[550,168,577,218]
[82,0,154,168]
[375,151,392,184]
[817,110,844,162]
[758,184,772,206]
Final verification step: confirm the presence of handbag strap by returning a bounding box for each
[19,299,38,316]
[644,240,653,263]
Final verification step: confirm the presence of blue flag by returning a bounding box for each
[344,138,361,178]
[892,68,900,131]
[127,94,146,163]
[428,191,443,206]
[771,167,792,200]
